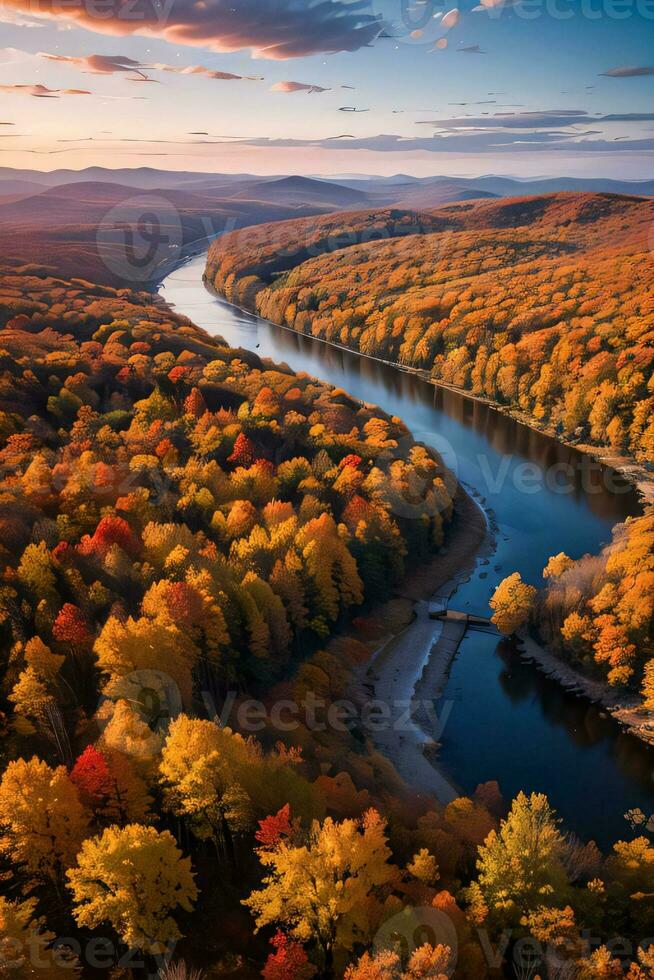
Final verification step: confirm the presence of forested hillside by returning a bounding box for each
[1,264,654,976]
[206,192,654,464]
[0,263,453,685]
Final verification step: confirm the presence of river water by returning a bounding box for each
[161,253,653,848]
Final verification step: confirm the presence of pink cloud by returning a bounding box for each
[1,0,384,59]
[271,80,331,93]
[0,83,91,97]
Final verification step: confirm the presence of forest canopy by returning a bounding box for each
[0,246,653,976]
[206,192,654,464]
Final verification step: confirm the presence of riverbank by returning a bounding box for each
[202,271,653,508]
[349,486,491,803]
[517,632,654,748]
[161,251,654,842]
[200,275,654,750]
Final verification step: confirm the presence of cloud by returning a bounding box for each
[441,8,460,28]
[457,44,485,53]
[0,7,44,26]
[41,53,150,79]
[0,83,91,97]
[0,47,41,65]
[416,109,654,129]
[40,51,264,82]
[600,112,654,121]
[218,130,654,154]
[12,130,654,160]
[599,66,654,78]
[0,0,384,59]
[270,80,330,93]
[151,63,263,80]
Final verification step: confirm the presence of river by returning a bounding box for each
[160,253,654,849]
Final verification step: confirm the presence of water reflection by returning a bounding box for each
[440,634,654,847]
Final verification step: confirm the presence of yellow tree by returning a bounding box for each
[9,637,68,758]
[244,810,396,974]
[406,849,440,886]
[344,944,452,980]
[626,946,654,980]
[96,698,163,775]
[296,514,363,623]
[94,614,198,707]
[159,715,255,867]
[543,553,574,579]
[575,946,624,979]
[404,944,453,979]
[67,824,197,955]
[0,757,89,886]
[642,660,654,711]
[605,837,654,933]
[490,573,537,635]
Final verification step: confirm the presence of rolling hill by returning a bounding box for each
[206,192,654,464]
[0,179,337,287]
[2,167,653,217]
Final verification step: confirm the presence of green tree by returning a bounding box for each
[473,791,568,927]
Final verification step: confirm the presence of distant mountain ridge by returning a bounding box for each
[1,167,652,210]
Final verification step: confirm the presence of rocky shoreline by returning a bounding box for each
[517,632,654,747]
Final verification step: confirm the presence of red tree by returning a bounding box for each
[168,365,191,386]
[255,804,293,850]
[70,745,111,807]
[339,454,362,470]
[53,603,92,651]
[79,515,141,559]
[342,495,374,532]
[184,387,207,418]
[228,432,255,467]
[165,582,204,627]
[155,438,175,460]
[52,541,75,566]
[262,932,315,980]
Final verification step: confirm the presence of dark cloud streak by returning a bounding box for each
[600,66,654,77]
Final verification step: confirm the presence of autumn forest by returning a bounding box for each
[0,176,651,980]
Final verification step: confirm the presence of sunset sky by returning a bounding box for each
[1,0,653,175]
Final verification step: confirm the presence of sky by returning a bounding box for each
[0,0,653,176]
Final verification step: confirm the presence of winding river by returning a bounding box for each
[161,253,654,849]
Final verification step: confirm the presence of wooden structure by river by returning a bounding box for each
[428,603,499,634]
